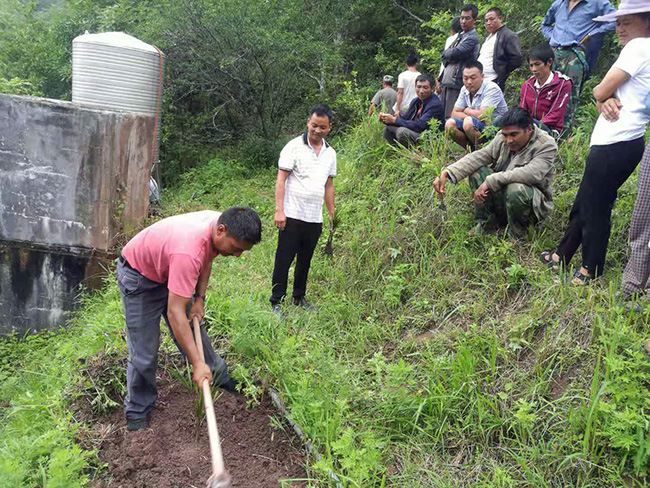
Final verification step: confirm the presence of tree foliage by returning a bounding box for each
[0,0,621,181]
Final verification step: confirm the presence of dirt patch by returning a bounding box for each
[87,376,307,488]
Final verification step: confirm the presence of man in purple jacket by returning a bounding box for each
[380,74,444,147]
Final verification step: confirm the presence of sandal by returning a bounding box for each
[570,269,595,287]
[539,251,560,273]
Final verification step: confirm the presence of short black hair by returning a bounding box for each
[415,74,435,87]
[451,16,462,33]
[461,4,479,19]
[310,104,333,123]
[463,60,483,73]
[406,53,419,67]
[487,7,503,17]
[530,43,555,65]
[497,107,534,130]
[218,207,262,244]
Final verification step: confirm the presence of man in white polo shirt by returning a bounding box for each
[271,104,336,314]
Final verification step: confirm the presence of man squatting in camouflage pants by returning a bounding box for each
[434,107,558,237]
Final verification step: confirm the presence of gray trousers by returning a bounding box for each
[622,146,650,297]
[383,125,422,147]
[117,260,229,421]
[440,86,461,119]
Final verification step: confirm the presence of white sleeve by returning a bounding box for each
[397,73,406,90]
[278,144,294,171]
[329,152,337,177]
[613,39,649,77]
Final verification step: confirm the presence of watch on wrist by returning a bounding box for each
[194,293,206,300]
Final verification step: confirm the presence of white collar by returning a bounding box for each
[534,72,554,89]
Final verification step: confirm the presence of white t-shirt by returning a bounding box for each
[478,33,498,82]
[396,69,421,112]
[591,38,650,146]
[278,133,337,224]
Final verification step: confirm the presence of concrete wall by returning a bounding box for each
[0,241,108,335]
[0,95,154,251]
[0,95,154,334]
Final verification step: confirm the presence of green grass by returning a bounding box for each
[1,116,650,486]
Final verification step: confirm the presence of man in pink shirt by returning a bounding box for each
[117,207,262,431]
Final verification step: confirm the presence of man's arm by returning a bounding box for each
[464,106,486,118]
[484,143,557,190]
[168,292,212,387]
[444,140,500,183]
[368,103,377,116]
[274,169,291,230]
[591,1,617,36]
[395,88,405,115]
[188,261,212,322]
[540,3,556,40]
[505,31,523,73]
[451,106,468,119]
[324,177,335,224]
[442,34,478,62]
[593,67,630,102]
[394,100,442,132]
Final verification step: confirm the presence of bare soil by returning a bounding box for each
[85,375,307,488]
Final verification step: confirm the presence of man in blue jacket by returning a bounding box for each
[541,0,616,127]
[380,74,444,147]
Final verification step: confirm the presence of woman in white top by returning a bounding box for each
[540,3,650,284]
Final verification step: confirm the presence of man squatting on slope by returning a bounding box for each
[117,207,262,431]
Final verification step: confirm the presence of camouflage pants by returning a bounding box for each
[468,167,542,236]
[553,47,588,130]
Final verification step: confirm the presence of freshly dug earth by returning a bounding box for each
[87,376,307,488]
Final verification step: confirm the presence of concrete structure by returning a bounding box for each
[0,94,154,334]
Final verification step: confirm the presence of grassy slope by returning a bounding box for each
[1,117,649,487]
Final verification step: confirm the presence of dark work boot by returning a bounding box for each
[293,297,316,311]
[126,417,148,432]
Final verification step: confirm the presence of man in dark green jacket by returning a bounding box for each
[434,107,557,237]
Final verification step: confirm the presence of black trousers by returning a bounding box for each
[556,137,644,277]
[270,217,322,304]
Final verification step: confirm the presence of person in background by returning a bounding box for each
[477,7,523,91]
[541,0,616,127]
[394,54,421,117]
[369,75,398,116]
[271,104,336,314]
[438,17,462,86]
[445,60,508,149]
[439,4,480,118]
[519,43,572,137]
[117,207,262,431]
[435,107,557,237]
[381,74,445,147]
[540,5,650,285]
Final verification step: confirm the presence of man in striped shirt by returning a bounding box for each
[271,104,336,314]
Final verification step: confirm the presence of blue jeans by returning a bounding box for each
[117,259,230,421]
[452,116,486,133]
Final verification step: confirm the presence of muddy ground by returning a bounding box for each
[83,374,308,488]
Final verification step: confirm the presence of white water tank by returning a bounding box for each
[72,32,163,116]
[72,32,164,198]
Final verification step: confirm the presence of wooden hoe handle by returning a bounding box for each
[192,317,228,481]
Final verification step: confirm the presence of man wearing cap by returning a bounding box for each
[369,76,398,116]
[541,0,617,127]
[117,207,263,431]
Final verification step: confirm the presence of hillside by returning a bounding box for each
[1,115,649,486]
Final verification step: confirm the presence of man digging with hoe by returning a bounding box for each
[116,207,262,432]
